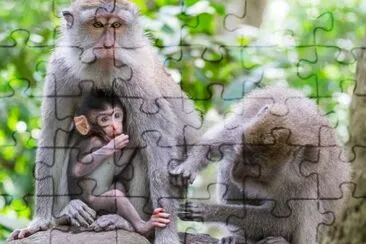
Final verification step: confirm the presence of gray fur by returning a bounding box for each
[174,87,351,244]
[8,1,200,243]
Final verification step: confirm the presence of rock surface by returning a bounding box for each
[7,230,219,244]
[7,229,150,244]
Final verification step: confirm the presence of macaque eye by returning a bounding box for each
[111,22,122,28]
[93,21,104,28]
[115,112,121,119]
[101,117,109,122]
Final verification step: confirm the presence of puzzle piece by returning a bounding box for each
[2,0,366,243]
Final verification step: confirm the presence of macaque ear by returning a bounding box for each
[62,10,74,29]
[74,115,90,135]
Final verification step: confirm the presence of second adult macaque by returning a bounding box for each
[68,89,170,235]
[172,87,351,244]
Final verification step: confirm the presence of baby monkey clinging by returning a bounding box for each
[68,89,170,235]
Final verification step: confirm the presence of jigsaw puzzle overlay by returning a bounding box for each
[1,0,365,243]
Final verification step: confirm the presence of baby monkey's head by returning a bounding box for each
[74,89,125,141]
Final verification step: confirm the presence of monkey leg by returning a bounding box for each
[88,189,167,235]
[148,158,182,244]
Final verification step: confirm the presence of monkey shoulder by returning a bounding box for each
[47,54,72,77]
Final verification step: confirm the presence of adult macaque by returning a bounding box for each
[66,89,170,235]
[8,0,200,242]
[172,87,351,244]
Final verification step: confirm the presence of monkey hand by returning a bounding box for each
[55,199,96,228]
[256,236,290,244]
[219,236,246,244]
[7,218,49,241]
[169,161,199,186]
[90,214,134,232]
[150,208,171,228]
[98,134,129,155]
[177,202,207,222]
[95,134,129,156]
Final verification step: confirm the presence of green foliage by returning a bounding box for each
[0,0,364,241]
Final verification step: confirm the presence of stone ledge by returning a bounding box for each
[7,229,150,244]
[7,230,219,244]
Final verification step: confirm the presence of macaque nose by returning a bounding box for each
[111,121,119,133]
[104,32,115,49]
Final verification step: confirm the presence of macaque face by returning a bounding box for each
[90,105,124,138]
[85,13,124,63]
[63,1,142,69]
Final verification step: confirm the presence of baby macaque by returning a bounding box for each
[68,89,170,235]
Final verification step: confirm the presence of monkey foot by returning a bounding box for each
[8,219,50,241]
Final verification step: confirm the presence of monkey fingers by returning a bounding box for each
[78,204,97,225]
[8,219,50,240]
[59,199,97,227]
[70,210,90,227]
[77,210,95,225]
[59,205,87,227]
[150,208,170,228]
[54,214,71,226]
[69,217,81,227]
[103,135,128,152]
[177,202,205,222]
[152,207,165,215]
[114,134,129,149]
[219,236,246,244]
[170,164,197,186]
[256,236,289,244]
[170,173,189,187]
[7,229,21,240]
[17,228,35,239]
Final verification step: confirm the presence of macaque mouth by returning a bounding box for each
[81,50,126,68]
[112,131,122,137]
[93,48,117,59]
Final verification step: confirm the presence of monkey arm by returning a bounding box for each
[35,75,77,219]
[73,152,109,177]
[170,120,243,185]
[191,121,242,166]
[73,145,109,177]
[73,136,125,177]
[8,70,81,241]
[178,201,288,235]
[170,104,272,186]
